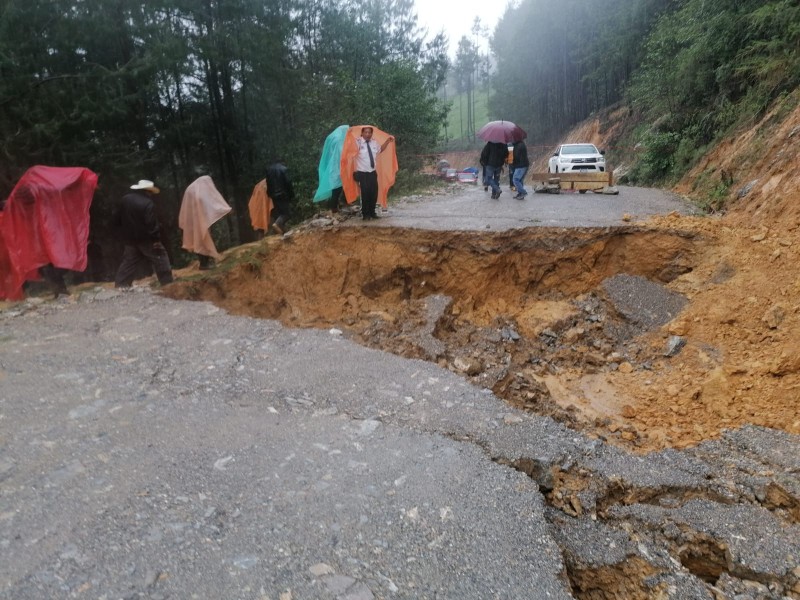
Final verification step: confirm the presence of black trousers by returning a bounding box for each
[355,171,378,217]
[270,192,292,230]
[39,264,68,296]
[330,186,343,212]
[115,241,173,287]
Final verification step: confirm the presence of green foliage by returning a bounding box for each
[175,243,270,283]
[491,0,673,143]
[447,25,488,144]
[3,0,797,248]
[220,245,271,273]
[442,85,490,149]
[689,170,731,214]
[488,0,797,193]
[672,133,707,176]
[626,0,800,184]
[627,131,681,184]
[0,0,446,257]
[702,182,731,214]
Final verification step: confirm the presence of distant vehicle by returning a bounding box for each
[440,168,458,182]
[456,170,479,184]
[548,143,606,174]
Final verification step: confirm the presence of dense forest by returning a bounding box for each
[474,0,799,181]
[1,0,798,257]
[0,0,449,247]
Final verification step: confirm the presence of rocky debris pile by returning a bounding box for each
[503,425,800,599]
[2,285,799,599]
[602,274,688,330]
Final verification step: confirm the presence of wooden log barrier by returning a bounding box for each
[528,169,613,193]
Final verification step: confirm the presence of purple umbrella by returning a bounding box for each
[477,120,527,144]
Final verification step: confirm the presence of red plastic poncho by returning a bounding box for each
[0,166,98,300]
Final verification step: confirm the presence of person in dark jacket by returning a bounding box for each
[113,179,173,288]
[479,142,508,199]
[506,144,515,192]
[265,158,295,234]
[511,140,530,199]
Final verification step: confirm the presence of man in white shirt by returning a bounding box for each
[354,126,394,220]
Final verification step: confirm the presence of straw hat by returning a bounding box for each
[130,180,160,194]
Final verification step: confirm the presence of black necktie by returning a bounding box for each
[366,142,375,169]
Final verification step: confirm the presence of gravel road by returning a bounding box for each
[1,185,798,600]
[340,184,698,231]
[0,291,573,599]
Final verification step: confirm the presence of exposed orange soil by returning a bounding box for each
[9,97,794,453]
[164,210,797,452]
[603,98,800,448]
[606,213,800,448]
[160,98,800,452]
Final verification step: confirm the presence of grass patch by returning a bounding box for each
[173,244,270,285]
[215,245,270,274]
[699,182,731,214]
[441,86,491,148]
[689,168,730,214]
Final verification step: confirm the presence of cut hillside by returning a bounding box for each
[9,98,797,454]
[677,89,800,231]
[558,93,800,448]
[156,97,800,453]
[343,96,800,451]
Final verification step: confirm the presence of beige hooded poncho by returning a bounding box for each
[178,176,232,259]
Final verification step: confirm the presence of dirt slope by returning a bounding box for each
[9,97,797,454]
[426,97,800,450]
[584,95,800,447]
[424,95,799,451]
[159,97,800,453]
[676,92,800,231]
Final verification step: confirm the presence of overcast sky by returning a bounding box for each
[413,0,504,57]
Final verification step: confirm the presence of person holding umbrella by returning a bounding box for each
[511,139,530,200]
[479,141,508,199]
[477,120,528,200]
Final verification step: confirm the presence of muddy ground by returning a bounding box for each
[160,182,798,456]
[3,97,800,597]
[160,97,800,457]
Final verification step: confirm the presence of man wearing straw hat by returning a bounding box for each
[113,179,174,288]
